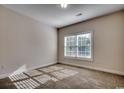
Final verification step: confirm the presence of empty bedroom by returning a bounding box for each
[0,4,124,89]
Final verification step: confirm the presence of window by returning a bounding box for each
[64,32,93,60]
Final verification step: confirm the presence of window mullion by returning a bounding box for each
[76,35,78,58]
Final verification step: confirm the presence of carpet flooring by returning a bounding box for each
[0,64,124,89]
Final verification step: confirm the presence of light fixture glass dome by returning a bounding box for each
[60,4,68,8]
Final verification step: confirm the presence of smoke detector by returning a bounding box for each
[76,13,83,16]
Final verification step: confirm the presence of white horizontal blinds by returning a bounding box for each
[64,36,76,57]
[77,33,91,58]
[64,32,92,59]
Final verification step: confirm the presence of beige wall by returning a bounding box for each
[58,11,124,75]
[0,6,57,78]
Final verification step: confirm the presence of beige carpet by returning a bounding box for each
[0,64,124,89]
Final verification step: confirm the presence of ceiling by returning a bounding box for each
[3,4,124,28]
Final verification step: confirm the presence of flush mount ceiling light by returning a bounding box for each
[58,4,68,9]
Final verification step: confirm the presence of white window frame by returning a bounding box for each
[64,31,93,61]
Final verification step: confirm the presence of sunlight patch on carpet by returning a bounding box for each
[33,74,58,84]
[51,71,70,79]
[51,69,78,80]
[38,66,63,73]
[39,68,53,73]
[13,78,40,89]
[48,66,63,70]
[25,70,42,77]
[60,69,78,76]
[9,73,28,81]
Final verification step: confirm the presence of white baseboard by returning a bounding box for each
[0,62,57,79]
[59,61,124,76]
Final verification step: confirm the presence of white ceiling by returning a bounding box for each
[3,4,124,28]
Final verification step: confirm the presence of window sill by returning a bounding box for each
[64,56,93,62]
